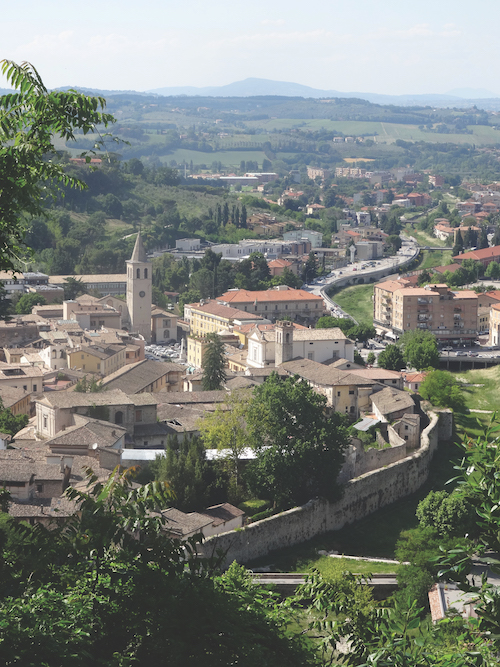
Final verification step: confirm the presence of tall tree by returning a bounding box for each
[399,329,439,371]
[0,60,114,272]
[151,435,210,512]
[247,373,349,509]
[377,344,405,371]
[198,391,251,494]
[418,369,465,410]
[202,332,227,390]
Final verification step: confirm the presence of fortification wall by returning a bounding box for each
[199,411,440,568]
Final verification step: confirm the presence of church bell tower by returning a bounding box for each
[126,232,152,342]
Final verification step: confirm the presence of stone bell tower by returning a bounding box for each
[275,320,294,366]
[126,232,152,342]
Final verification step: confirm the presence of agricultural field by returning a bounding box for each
[246,118,500,145]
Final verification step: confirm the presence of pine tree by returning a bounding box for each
[240,204,247,228]
[222,202,229,226]
[202,332,227,390]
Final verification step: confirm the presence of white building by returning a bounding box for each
[246,322,355,369]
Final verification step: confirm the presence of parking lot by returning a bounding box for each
[145,342,183,362]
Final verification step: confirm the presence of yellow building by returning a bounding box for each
[489,303,500,345]
[186,300,265,338]
[67,344,126,376]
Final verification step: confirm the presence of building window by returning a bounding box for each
[43,416,47,429]
[33,385,37,392]
[349,390,354,395]
[350,406,355,413]
[144,440,148,447]
[81,354,85,360]
[135,410,143,422]
[144,268,148,279]
[97,364,100,370]
[36,483,43,493]
[405,425,409,430]
[23,385,27,391]
[115,411,123,425]
[137,268,140,279]
[337,391,341,397]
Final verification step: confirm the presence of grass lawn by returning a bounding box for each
[418,249,453,270]
[457,365,500,413]
[404,225,447,248]
[329,283,374,326]
[306,556,396,577]
[248,438,462,572]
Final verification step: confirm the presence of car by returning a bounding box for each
[456,351,467,356]
[468,352,478,357]
[442,346,453,351]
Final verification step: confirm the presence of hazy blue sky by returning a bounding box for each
[3,0,499,95]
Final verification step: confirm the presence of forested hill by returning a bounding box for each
[90,92,494,125]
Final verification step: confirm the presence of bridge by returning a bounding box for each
[439,353,500,370]
[252,572,398,599]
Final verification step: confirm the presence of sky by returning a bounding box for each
[2,0,499,96]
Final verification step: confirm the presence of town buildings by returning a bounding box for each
[374,279,479,344]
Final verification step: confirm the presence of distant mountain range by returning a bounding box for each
[145,78,500,106]
[2,78,499,108]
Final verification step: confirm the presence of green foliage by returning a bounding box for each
[377,343,405,371]
[367,351,376,365]
[14,292,47,314]
[419,369,465,410]
[238,498,271,517]
[485,260,500,280]
[198,391,251,497]
[74,375,106,393]
[246,373,349,509]
[201,332,227,390]
[399,329,440,371]
[63,276,86,300]
[0,469,318,666]
[416,490,476,538]
[0,398,28,436]
[354,349,365,366]
[315,315,353,333]
[151,435,211,512]
[0,60,114,272]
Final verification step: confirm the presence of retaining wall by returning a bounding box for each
[199,411,440,568]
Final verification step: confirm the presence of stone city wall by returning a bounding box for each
[199,411,441,568]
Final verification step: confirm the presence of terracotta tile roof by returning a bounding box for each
[218,287,323,304]
[189,301,264,320]
[453,245,500,262]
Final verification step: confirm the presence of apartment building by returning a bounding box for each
[374,280,478,343]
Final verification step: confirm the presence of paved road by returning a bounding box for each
[302,241,419,320]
